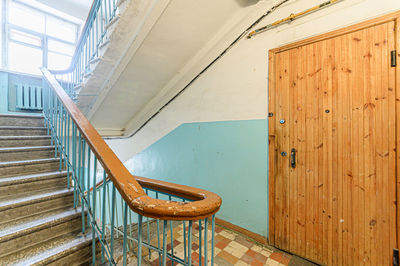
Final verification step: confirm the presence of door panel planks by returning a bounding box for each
[268,12,399,266]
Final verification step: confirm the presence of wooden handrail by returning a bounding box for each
[41,68,222,220]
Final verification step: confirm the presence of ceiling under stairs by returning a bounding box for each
[75,0,261,136]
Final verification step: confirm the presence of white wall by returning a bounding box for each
[106,0,400,163]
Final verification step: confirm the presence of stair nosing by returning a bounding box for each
[0,171,68,187]
[0,135,51,140]
[0,208,82,243]
[0,126,47,130]
[0,145,55,153]
[0,114,44,119]
[0,157,59,168]
[0,188,73,212]
[20,232,93,266]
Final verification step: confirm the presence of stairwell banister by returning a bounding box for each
[41,67,222,220]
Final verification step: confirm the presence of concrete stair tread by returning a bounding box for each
[0,126,47,130]
[0,188,73,211]
[0,207,81,241]
[0,135,50,140]
[0,206,80,237]
[0,114,44,119]
[0,157,59,168]
[0,170,67,187]
[0,145,55,153]
[0,230,93,266]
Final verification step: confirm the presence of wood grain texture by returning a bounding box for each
[396,17,400,254]
[41,68,222,221]
[268,14,399,265]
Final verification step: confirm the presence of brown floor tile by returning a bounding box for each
[218,250,240,264]
[270,252,283,262]
[234,235,255,249]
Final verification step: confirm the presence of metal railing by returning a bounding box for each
[50,0,120,99]
[41,67,222,265]
[97,177,217,265]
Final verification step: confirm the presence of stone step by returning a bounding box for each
[0,126,48,136]
[0,188,74,225]
[0,135,51,148]
[0,146,56,162]
[0,230,94,266]
[0,114,45,127]
[0,208,83,258]
[0,171,69,200]
[0,158,61,178]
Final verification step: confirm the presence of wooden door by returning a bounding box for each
[268,18,399,266]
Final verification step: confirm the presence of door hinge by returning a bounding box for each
[391,50,397,67]
[394,249,399,266]
[268,112,274,117]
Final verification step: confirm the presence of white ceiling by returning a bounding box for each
[37,0,92,20]
[90,0,257,132]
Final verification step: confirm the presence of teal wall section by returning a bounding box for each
[0,70,42,114]
[127,119,269,237]
[0,72,8,113]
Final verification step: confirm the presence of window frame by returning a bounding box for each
[2,0,80,74]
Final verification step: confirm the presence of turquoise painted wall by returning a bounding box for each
[0,72,8,113]
[0,71,42,114]
[126,119,269,237]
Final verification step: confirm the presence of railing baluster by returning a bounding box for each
[211,215,215,266]
[199,219,202,266]
[137,214,143,266]
[169,195,174,266]
[110,184,116,261]
[81,139,86,233]
[72,124,77,208]
[188,221,193,266]
[122,201,128,266]
[162,220,167,266]
[204,218,208,266]
[86,147,91,227]
[66,115,70,188]
[101,169,107,263]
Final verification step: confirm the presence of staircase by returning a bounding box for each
[0,114,93,265]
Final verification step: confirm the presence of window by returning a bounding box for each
[4,0,81,75]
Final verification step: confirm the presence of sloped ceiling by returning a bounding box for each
[90,0,258,134]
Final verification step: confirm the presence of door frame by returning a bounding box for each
[267,11,400,249]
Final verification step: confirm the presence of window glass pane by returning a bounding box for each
[10,29,41,47]
[9,2,45,33]
[48,52,72,70]
[9,42,42,75]
[46,16,76,42]
[48,39,74,56]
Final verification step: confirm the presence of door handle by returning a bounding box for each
[291,148,296,168]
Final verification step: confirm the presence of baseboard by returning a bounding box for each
[215,218,268,245]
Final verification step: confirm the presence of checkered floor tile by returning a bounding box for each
[142,222,293,265]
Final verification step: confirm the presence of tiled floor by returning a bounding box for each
[143,222,299,266]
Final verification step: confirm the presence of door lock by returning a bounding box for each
[291,148,296,168]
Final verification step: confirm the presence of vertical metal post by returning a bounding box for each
[122,202,128,266]
[91,158,97,266]
[211,215,215,266]
[110,184,116,261]
[162,220,167,266]
[199,219,202,266]
[204,218,208,266]
[188,221,193,266]
[101,169,107,263]
[138,214,143,266]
